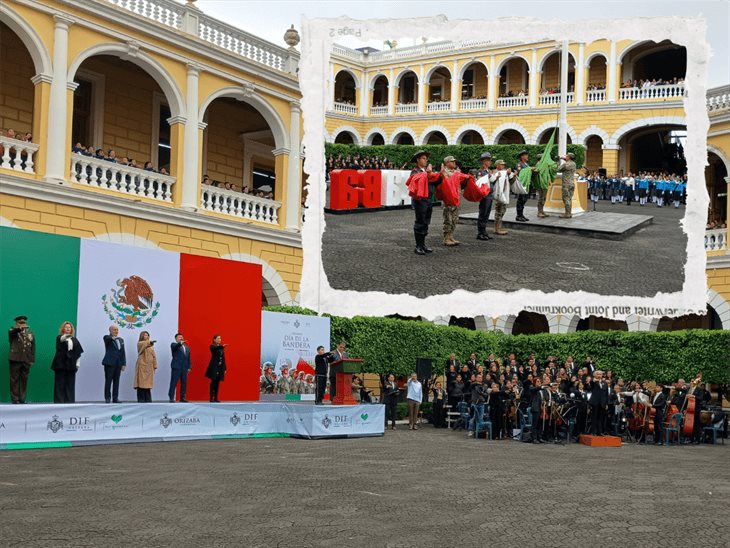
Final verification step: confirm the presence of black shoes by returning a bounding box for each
[180,399,188,403]
[423,245,433,253]
[516,215,529,222]
[415,246,426,255]
[476,233,491,240]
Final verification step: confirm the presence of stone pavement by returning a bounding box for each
[0,426,728,547]
[321,199,686,298]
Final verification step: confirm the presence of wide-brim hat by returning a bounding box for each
[14,315,28,322]
[518,149,529,157]
[479,152,493,161]
[566,152,575,159]
[411,150,430,163]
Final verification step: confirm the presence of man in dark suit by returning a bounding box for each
[652,386,668,444]
[168,333,191,402]
[588,370,610,435]
[102,325,126,403]
[314,346,334,405]
[529,377,544,443]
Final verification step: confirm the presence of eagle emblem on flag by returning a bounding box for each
[102,275,161,329]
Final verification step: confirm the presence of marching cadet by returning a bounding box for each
[673,176,686,208]
[408,150,443,256]
[475,152,495,241]
[638,175,649,206]
[513,150,533,222]
[557,152,577,219]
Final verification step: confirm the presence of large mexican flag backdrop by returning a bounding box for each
[0,227,262,403]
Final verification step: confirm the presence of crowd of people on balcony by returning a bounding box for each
[0,128,34,169]
[499,89,528,98]
[334,97,356,105]
[0,128,33,144]
[706,219,727,230]
[201,175,274,200]
[71,143,169,175]
[621,76,685,89]
[586,83,606,91]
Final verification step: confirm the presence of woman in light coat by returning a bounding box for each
[134,331,157,402]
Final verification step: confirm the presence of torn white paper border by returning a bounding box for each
[299,15,710,321]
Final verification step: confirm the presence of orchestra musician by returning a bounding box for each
[651,385,668,445]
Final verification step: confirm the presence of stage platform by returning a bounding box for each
[0,402,385,450]
[579,434,622,447]
[459,206,653,240]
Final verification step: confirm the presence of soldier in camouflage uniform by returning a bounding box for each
[441,155,461,246]
[493,159,514,235]
[277,366,292,394]
[557,152,577,218]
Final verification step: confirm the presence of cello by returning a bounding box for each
[681,376,701,438]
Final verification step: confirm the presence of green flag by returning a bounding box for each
[534,128,558,190]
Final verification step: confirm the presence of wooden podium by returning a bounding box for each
[330,358,364,405]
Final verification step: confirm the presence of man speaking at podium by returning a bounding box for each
[328,342,349,402]
[314,346,335,405]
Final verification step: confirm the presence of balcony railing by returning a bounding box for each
[370,105,388,115]
[539,92,574,106]
[497,96,528,108]
[395,103,418,114]
[705,228,727,252]
[0,136,39,174]
[707,87,730,112]
[585,89,606,102]
[201,185,280,225]
[333,102,357,115]
[460,98,488,110]
[619,83,685,101]
[70,153,175,202]
[106,0,298,74]
[427,101,451,112]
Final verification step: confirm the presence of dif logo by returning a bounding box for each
[230,412,258,426]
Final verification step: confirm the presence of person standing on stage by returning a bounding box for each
[407,150,443,255]
[314,345,335,405]
[588,370,610,435]
[51,321,83,404]
[513,150,534,222]
[328,341,349,402]
[8,315,35,404]
[205,335,227,402]
[475,152,496,240]
[134,331,157,403]
[406,372,423,431]
[557,153,577,219]
[102,325,126,403]
[383,373,400,430]
[168,333,191,402]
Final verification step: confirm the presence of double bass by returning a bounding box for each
[681,376,701,438]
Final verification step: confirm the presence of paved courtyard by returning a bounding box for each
[1,426,728,547]
[321,199,687,298]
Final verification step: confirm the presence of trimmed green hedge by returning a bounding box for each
[263,307,730,383]
[325,143,586,171]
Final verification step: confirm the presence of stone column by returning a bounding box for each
[607,40,617,103]
[272,148,290,228]
[31,74,53,179]
[529,48,538,108]
[576,43,585,105]
[360,70,368,116]
[285,102,302,231]
[417,65,426,114]
[181,63,200,211]
[451,60,459,111]
[488,55,496,111]
[46,15,73,184]
[388,68,395,115]
[602,144,621,174]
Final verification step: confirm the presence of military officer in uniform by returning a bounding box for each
[409,150,443,255]
[557,152,577,219]
[440,155,461,246]
[475,152,495,240]
[513,150,533,222]
[8,315,35,404]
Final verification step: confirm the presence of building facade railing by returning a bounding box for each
[370,105,388,115]
[619,83,686,101]
[497,96,529,108]
[395,103,418,114]
[70,153,175,203]
[427,101,451,112]
[200,185,280,225]
[333,102,357,114]
[460,98,488,110]
[0,137,39,174]
[705,228,727,252]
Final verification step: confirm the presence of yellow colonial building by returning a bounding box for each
[325,39,730,333]
[0,0,304,305]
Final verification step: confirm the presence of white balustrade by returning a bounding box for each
[395,103,418,114]
[707,87,730,112]
[585,89,606,102]
[497,96,529,108]
[370,106,388,115]
[619,83,686,101]
[333,102,358,115]
[538,92,575,106]
[105,0,297,74]
[0,136,39,174]
[201,185,281,225]
[427,101,451,112]
[705,229,727,252]
[106,0,183,28]
[70,153,175,202]
[460,98,488,110]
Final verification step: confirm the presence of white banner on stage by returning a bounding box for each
[260,311,330,375]
[0,403,385,446]
[75,240,181,403]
